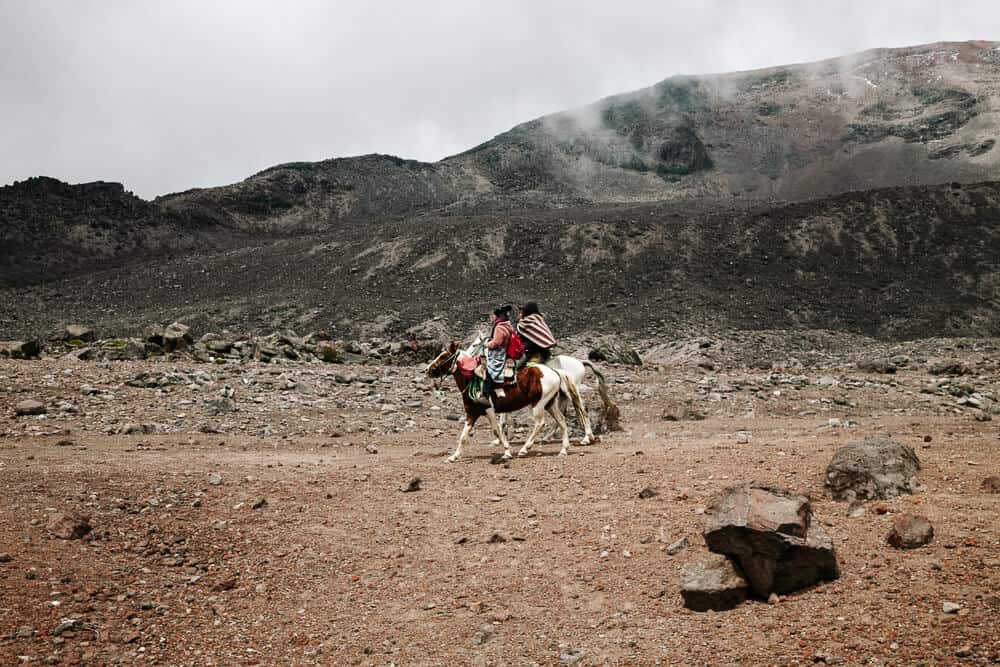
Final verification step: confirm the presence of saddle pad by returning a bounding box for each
[457,355,481,379]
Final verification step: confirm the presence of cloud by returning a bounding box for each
[0,0,996,198]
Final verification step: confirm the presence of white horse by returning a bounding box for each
[497,354,617,442]
[425,340,593,462]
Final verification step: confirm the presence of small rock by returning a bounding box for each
[638,486,658,499]
[213,576,238,592]
[487,533,506,544]
[250,497,267,510]
[847,500,866,518]
[942,601,961,614]
[208,473,223,486]
[46,512,92,540]
[666,537,689,555]
[365,444,379,454]
[52,618,83,636]
[735,431,751,444]
[401,477,422,493]
[887,514,934,549]
[954,645,973,658]
[981,476,1000,494]
[0,553,12,563]
[14,400,46,416]
[767,592,780,605]
[471,623,495,646]
[559,644,587,665]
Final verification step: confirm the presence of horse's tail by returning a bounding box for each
[558,371,592,438]
[582,360,621,432]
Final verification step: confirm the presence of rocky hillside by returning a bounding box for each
[0,177,236,286]
[5,179,1000,341]
[157,40,1000,232]
[3,40,999,284]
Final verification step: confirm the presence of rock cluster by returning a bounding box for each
[45,323,446,367]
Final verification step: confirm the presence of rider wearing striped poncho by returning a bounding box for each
[517,301,556,363]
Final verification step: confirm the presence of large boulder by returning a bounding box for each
[703,482,839,597]
[145,322,193,352]
[825,436,921,501]
[680,553,749,612]
[64,324,95,342]
[100,338,147,361]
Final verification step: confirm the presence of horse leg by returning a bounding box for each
[517,403,547,457]
[562,374,595,446]
[491,414,507,447]
[545,397,571,455]
[448,415,476,463]
[485,408,513,460]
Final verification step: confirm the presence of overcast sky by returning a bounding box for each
[1,1,996,198]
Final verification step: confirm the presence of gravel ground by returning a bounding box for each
[1,341,998,666]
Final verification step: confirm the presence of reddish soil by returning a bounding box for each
[1,352,998,666]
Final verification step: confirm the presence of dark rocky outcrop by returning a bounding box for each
[825,437,921,501]
[703,483,839,597]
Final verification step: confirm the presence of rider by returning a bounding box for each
[517,301,556,364]
[475,304,514,405]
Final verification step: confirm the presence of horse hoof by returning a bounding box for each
[517,450,529,458]
[446,455,458,463]
[558,450,568,457]
[501,451,513,460]
[580,438,592,446]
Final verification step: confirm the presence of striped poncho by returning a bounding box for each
[517,313,556,349]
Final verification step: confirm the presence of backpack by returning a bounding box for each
[506,329,525,359]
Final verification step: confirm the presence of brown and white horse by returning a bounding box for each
[425,340,591,462]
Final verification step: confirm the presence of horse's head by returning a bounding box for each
[425,340,461,378]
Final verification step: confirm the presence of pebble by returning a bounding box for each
[208,473,223,486]
[666,537,689,555]
[942,601,961,614]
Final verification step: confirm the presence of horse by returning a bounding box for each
[425,340,593,462]
[496,353,619,442]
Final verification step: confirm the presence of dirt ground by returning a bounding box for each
[1,342,999,666]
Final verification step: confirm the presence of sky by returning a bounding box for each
[1,1,996,198]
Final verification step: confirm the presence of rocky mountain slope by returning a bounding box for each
[4,179,1000,341]
[157,40,1000,233]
